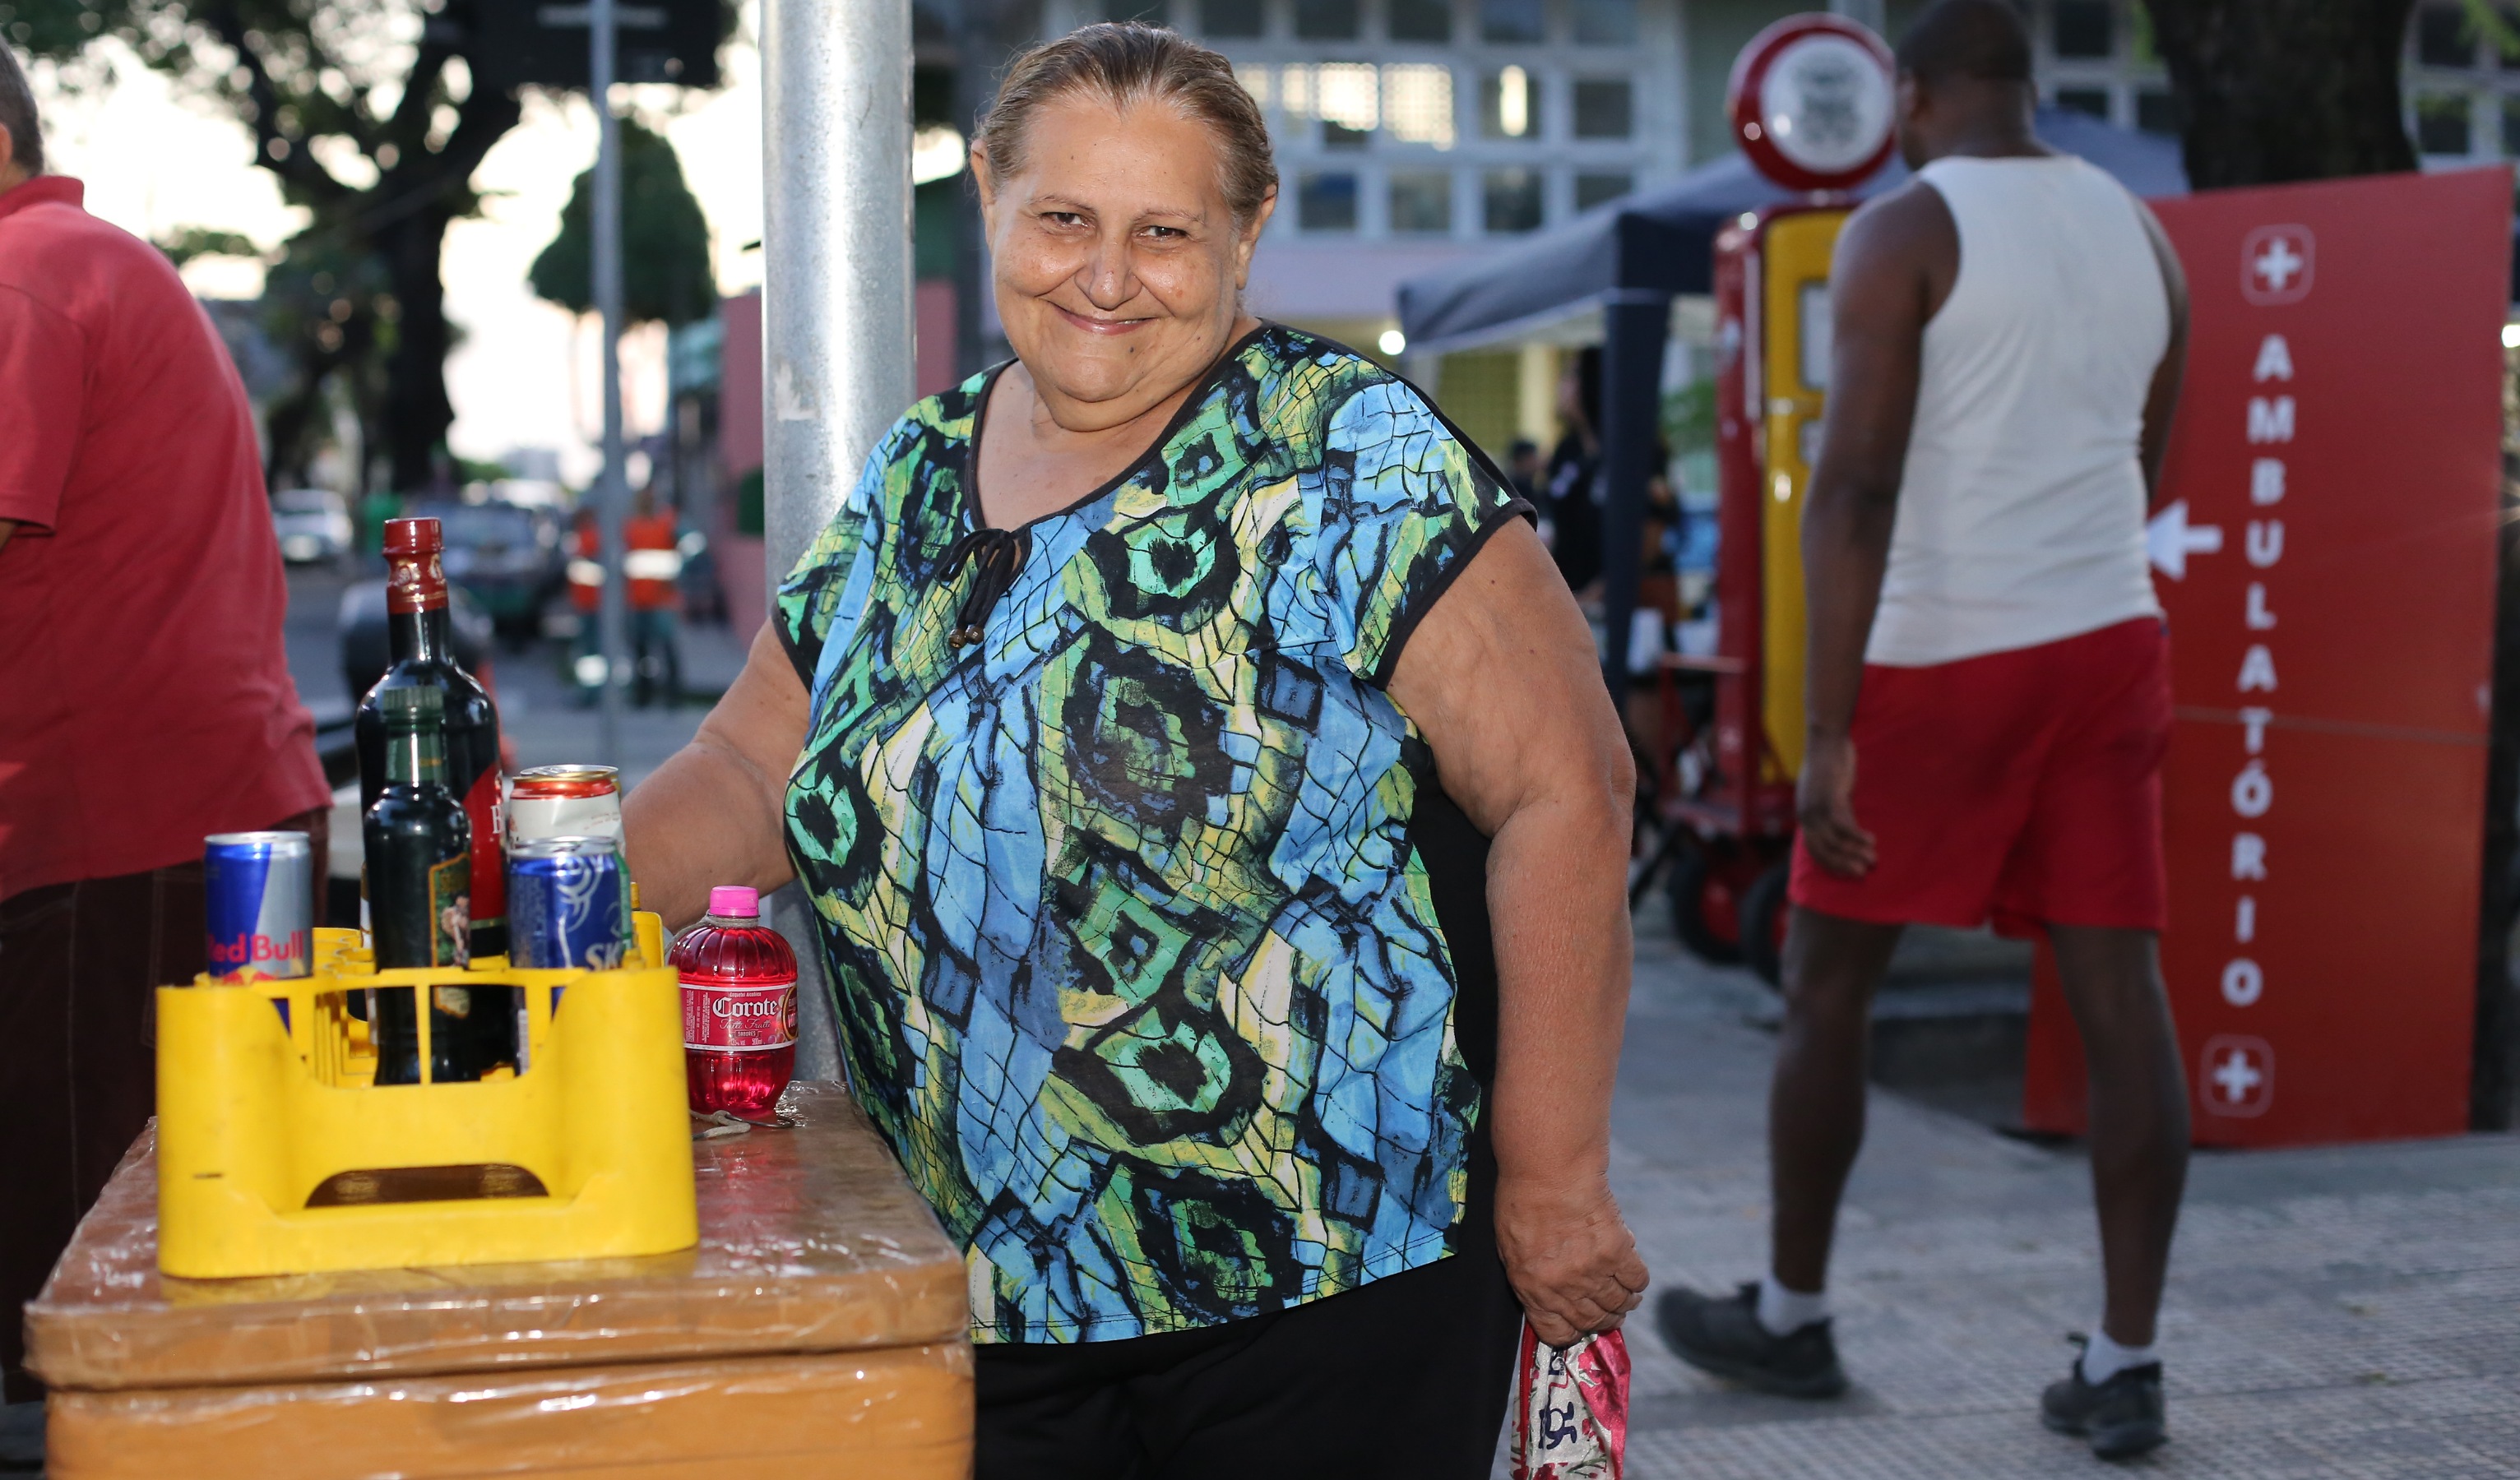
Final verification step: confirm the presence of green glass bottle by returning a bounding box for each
[366,685,517,1085]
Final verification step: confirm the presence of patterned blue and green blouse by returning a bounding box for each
[776,324,1529,1344]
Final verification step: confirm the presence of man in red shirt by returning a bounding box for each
[0,48,330,1402]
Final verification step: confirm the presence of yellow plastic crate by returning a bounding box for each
[155,916,698,1278]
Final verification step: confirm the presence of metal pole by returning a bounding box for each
[761,0,915,1085]
[592,0,628,768]
[952,0,995,378]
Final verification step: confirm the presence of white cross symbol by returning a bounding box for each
[2212,1048,2263,1103]
[2253,238,2305,292]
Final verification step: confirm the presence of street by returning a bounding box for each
[1607,916,2520,1478]
[285,561,748,788]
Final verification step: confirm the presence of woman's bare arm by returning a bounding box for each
[620,621,812,930]
[1389,518,1647,1347]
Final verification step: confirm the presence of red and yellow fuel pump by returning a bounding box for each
[1650,16,1892,981]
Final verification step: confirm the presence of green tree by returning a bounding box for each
[7,1,728,491]
[527,116,714,326]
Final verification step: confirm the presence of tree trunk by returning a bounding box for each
[261,331,364,491]
[378,202,460,494]
[2141,0,2418,187]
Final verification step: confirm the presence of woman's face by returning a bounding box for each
[975,94,1274,432]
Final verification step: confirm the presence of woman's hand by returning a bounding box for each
[1389,519,1648,1350]
[1497,1167,1649,1347]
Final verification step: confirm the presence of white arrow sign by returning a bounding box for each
[2147,498,2224,580]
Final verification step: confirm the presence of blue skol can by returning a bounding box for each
[508,835,631,971]
[203,831,315,983]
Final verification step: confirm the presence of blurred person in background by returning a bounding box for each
[1543,348,1606,595]
[568,488,686,707]
[624,487,683,707]
[1655,0,2190,1459]
[622,24,1644,1477]
[0,44,329,1408]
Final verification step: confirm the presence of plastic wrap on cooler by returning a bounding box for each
[44,1344,970,1480]
[30,1083,961,1387]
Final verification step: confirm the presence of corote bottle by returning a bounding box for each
[358,516,507,960]
[672,886,799,1118]
[366,685,517,1085]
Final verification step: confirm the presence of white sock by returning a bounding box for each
[1756,1273,1829,1336]
[2080,1329,2156,1385]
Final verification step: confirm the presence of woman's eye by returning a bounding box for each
[1043,211,1086,228]
[1142,225,1188,241]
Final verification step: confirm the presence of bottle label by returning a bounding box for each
[464,767,507,934]
[430,853,472,968]
[682,979,798,1052]
[386,551,450,613]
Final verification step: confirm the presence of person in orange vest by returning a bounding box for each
[567,488,684,707]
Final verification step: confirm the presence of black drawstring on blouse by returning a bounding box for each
[941,526,1029,650]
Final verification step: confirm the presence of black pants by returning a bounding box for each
[975,1243,1524,1480]
[0,807,327,1402]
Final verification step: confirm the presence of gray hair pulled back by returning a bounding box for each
[975,23,1277,227]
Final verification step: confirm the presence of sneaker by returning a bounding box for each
[2041,1339,2167,1460]
[1655,1283,1849,1399]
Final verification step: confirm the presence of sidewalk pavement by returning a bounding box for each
[1607,917,2520,1478]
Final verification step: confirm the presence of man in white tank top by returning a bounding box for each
[1658,2,2192,1460]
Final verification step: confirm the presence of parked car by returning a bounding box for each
[337,578,496,703]
[404,498,564,644]
[271,487,354,565]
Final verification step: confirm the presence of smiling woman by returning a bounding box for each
[620,23,1646,1479]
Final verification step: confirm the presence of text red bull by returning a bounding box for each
[204,831,315,982]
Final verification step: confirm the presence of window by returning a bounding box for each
[2416,92,2474,154]
[1295,0,1360,40]
[1480,67,1539,140]
[1390,170,1454,233]
[2135,87,2176,134]
[2054,86,2110,120]
[1199,0,1264,39]
[1572,0,1636,45]
[2504,95,2520,153]
[1480,0,1545,44]
[1299,172,1360,231]
[1382,63,1457,147]
[2416,4,2474,67]
[1388,0,1452,43]
[1573,78,1633,138]
[2052,0,2113,58]
[1100,0,1170,21]
[1483,168,1544,232]
[1575,171,1632,210]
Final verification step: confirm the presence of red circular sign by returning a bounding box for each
[1728,13,1897,192]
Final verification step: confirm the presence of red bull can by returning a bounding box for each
[204,831,315,982]
[509,835,630,971]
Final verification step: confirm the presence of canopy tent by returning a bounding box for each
[1395,110,2191,690]
[1398,108,2189,354]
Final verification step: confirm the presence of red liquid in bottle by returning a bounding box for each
[672,886,799,1118]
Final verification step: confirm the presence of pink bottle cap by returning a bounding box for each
[708,886,761,918]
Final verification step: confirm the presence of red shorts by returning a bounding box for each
[1789,617,2170,936]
